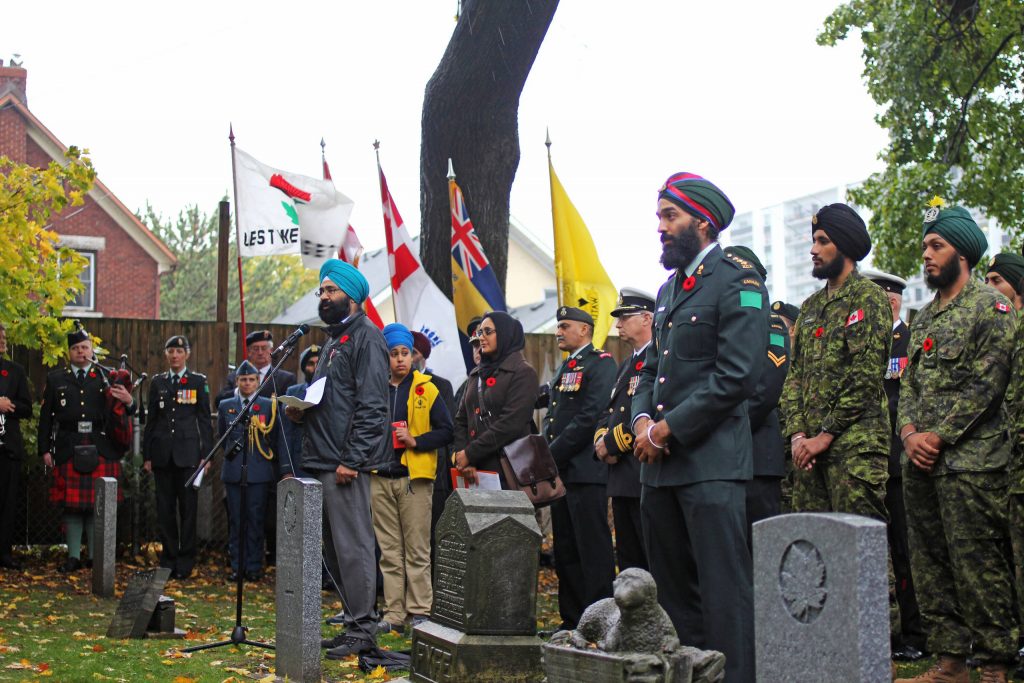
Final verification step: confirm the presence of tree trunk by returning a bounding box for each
[420,0,559,296]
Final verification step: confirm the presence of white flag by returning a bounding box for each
[233,146,355,269]
[378,162,466,389]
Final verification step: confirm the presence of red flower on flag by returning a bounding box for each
[635,361,643,371]
[922,338,934,352]
[814,327,824,338]
[568,360,577,369]
[486,377,497,387]
[683,276,696,291]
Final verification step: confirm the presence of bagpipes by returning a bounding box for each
[91,353,147,454]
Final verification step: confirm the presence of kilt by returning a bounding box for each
[49,458,124,511]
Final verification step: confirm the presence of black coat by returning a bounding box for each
[0,359,33,460]
[750,315,791,477]
[301,313,391,472]
[885,319,910,477]
[542,343,617,485]
[38,364,130,463]
[454,351,539,475]
[595,350,647,497]
[142,369,214,469]
[215,367,297,406]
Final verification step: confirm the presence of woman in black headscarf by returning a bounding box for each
[452,312,539,487]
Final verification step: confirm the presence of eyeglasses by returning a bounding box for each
[477,327,497,337]
[315,286,342,297]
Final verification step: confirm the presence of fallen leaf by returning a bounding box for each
[92,644,104,653]
[223,667,250,676]
[172,677,197,683]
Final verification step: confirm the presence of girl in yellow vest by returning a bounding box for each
[372,323,454,634]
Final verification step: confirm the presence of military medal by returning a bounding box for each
[628,375,640,396]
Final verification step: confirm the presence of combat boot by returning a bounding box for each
[978,662,1008,683]
[893,655,969,683]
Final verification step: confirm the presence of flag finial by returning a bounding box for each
[229,124,235,145]
[447,158,456,181]
[320,137,326,153]
[373,139,380,151]
[545,127,551,149]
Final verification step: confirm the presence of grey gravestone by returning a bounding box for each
[275,478,322,683]
[754,513,890,683]
[145,596,185,638]
[106,568,172,638]
[410,489,543,683]
[92,477,117,597]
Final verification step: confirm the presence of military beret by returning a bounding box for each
[611,287,656,317]
[411,331,432,359]
[557,306,594,327]
[771,301,801,322]
[860,268,907,295]
[164,335,190,350]
[812,203,871,262]
[299,344,320,367]
[923,202,987,268]
[235,359,259,376]
[724,245,767,280]
[986,252,1024,289]
[67,326,89,347]
[659,172,735,230]
[245,330,273,347]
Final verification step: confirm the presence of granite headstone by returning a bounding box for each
[753,513,890,682]
[409,488,543,683]
[106,567,172,638]
[92,477,117,597]
[274,477,322,683]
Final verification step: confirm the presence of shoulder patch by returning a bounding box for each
[739,290,762,309]
[769,333,786,348]
[768,350,787,368]
[724,252,754,269]
[741,278,761,287]
[996,301,1010,314]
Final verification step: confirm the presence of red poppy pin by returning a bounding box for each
[339,335,350,344]
[415,386,425,396]
[568,359,577,369]
[88,371,96,378]
[252,404,260,412]
[682,276,696,291]
[922,338,934,352]
[474,407,481,414]
[814,327,824,338]
[0,370,7,377]
[634,361,643,371]
[486,377,497,387]
[180,376,188,385]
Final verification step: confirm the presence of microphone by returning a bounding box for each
[272,324,310,356]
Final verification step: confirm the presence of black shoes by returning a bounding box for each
[891,644,926,661]
[59,557,82,573]
[325,635,375,660]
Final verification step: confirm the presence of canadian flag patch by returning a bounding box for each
[996,301,1010,314]
[846,309,864,326]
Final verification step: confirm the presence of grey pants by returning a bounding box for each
[317,471,378,641]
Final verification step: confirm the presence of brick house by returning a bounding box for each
[0,62,175,318]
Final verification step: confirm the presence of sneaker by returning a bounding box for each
[377,620,405,636]
[894,655,969,683]
[325,611,346,626]
[325,635,374,660]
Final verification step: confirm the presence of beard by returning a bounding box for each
[925,255,961,289]
[318,295,351,325]
[811,253,845,280]
[660,222,703,270]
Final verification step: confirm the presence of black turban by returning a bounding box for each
[812,203,871,262]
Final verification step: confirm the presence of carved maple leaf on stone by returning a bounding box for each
[779,541,827,623]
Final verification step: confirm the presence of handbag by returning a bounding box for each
[72,444,99,475]
[477,376,565,507]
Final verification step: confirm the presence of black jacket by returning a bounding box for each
[0,358,33,460]
[215,366,297,405]
[885,319,910,476]
[143,369,214,469]
[595,349,647,497]
[38,364,134,463]
[749,315,791,478]
[541,343,617,485]
[301,313,391,472]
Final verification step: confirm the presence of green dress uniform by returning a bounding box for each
[631,245,767,683]
[542,336,617,629]
[899,278,1018,664]
[779,270,892,519]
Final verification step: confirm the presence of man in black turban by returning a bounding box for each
[811,203,872,277]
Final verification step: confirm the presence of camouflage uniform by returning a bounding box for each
[899,278,1017,663]
[779,270,891,519]
[1003,317,1024,631]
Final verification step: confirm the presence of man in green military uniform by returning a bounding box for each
[984,252,1024,311]
[779,203,891,521]
[632,172,767,683]
[895,203,1018,683]
[540,306,617,630]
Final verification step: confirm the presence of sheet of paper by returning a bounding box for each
[450,468,502,490]
[276,376,326,410]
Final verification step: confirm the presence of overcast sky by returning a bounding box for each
[3,0,885,296]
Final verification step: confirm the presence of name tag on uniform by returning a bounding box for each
[77,421,92,434]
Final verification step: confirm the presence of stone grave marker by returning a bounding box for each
[92,477,117,597]
[753,512,890,683]
[106,567,172,638]
[409,488,543,683]
[275,477,322,683]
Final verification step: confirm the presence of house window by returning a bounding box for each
[67,251,96,310]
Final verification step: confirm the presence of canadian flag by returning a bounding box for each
[846,309,864,327]
[378,161,466,388]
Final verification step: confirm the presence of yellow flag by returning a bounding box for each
[548,158,617,348]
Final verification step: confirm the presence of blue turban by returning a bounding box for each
[319,259,370,303]
[382,323,414,351]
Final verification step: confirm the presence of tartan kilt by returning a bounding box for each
[49,458,124,510]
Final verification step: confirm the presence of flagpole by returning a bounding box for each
[373,139,397,321]
[229,125,249,360]
[546,127,563,309]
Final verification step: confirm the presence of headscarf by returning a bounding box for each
[812,203,871,261]
[476,311,525,379]
[923,205,987,268]
[411,331,432,359]
[382,323,414,351]
[659,172,735,230]
[318,259,370,303]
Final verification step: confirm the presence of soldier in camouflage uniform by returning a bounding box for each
[1007,316,1024,681]
[895,204,1017,683]
[779,203,891,521]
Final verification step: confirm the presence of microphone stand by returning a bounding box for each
[182,341,300,653]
